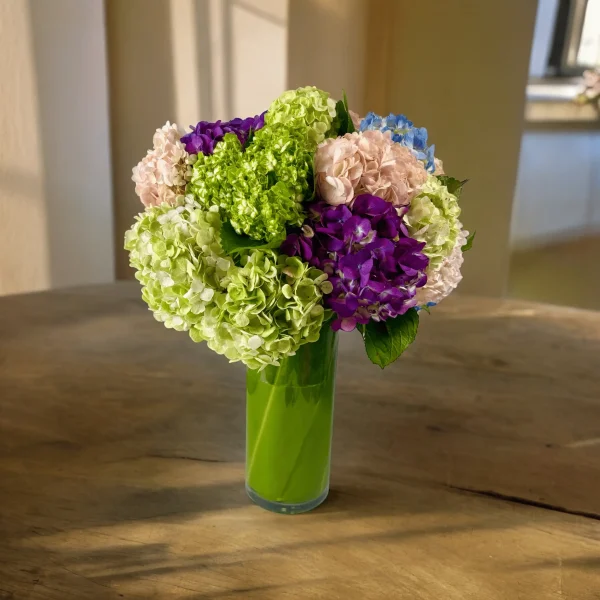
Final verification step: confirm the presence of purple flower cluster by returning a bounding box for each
[181,112,266,155]
[281,195,429,331]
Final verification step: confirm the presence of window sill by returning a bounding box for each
[525,80,599,129]
[526,79,581,102]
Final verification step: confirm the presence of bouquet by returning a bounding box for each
[125,87,473,370]
[575,69,600,109]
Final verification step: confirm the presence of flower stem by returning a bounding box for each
[246,362,284,485]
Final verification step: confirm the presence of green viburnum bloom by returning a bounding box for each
[265,86,337,144]
[188,123,313,242]
[125,198,330,369]
[187,87,337,243]
[404,175,462,270]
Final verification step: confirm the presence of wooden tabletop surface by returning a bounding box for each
[1,283,599,599]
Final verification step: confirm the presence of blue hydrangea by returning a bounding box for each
[360,112,435,173]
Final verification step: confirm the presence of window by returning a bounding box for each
[548,0,600,76]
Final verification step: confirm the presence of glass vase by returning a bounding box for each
[246,325,338,514]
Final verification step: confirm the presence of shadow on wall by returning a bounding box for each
[26,0,115,289]
[0,0,114,295]
[106,0,178,282]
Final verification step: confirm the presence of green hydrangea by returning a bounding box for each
[405,175,462,269]
[188,124,312,242]
[265,86,337,144]
[192,251,328,370]
[125,198,330,369]
[125,199,233,331]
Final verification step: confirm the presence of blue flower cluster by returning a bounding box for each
[360,112,435,173]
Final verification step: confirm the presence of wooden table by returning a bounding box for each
[1,283,599,599]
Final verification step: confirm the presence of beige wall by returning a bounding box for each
[365,0,537,297]
[287,0,367,114]
[106,0,177,279]
[289,0,536,297]
[0,0,49,295]
[0,0,114,296]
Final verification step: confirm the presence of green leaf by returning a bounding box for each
[343,91,355,133]
[244,127,256,148]
[335,90,355,136]
[306,159,316,201]
[359,309,419,369]
[437,175,468,198]
[219,221,285,254]
[461,230,476,252]
[335,100,349,136]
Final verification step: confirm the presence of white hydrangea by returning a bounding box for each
[415,229,467,306]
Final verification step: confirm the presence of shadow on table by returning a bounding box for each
[1,467,518,596]
[17,507,500,597]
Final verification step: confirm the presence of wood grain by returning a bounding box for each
[1,283,599,599]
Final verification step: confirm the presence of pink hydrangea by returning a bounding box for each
[315,130,427,207]
[415,229,467,306]
[132,122,194,208]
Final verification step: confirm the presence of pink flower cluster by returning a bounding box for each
[132,122,193,208]
[315,130,427,208]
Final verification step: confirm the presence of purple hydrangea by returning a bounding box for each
[281,195,429,332]
[181,112,266,155]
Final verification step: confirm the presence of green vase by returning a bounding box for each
[245,325,338,514]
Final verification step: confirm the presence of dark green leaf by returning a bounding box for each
[335,100,349,136]
[219,221,284,254]
[306,159,316,201]
[343,91,355,133]
[335,90,355,136]
[360,309,419,369]
[461,230,476,252]
[244,127,256,148]
[437,175,468,198]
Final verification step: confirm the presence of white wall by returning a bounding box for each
[0,0,114,296]
[511,132,600,249]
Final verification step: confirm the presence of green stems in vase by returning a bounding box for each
[246,326,338,514]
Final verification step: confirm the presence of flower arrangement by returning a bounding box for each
[126,87,474,370]
[575,69,600,110]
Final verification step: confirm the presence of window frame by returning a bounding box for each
[547,0,590,76]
